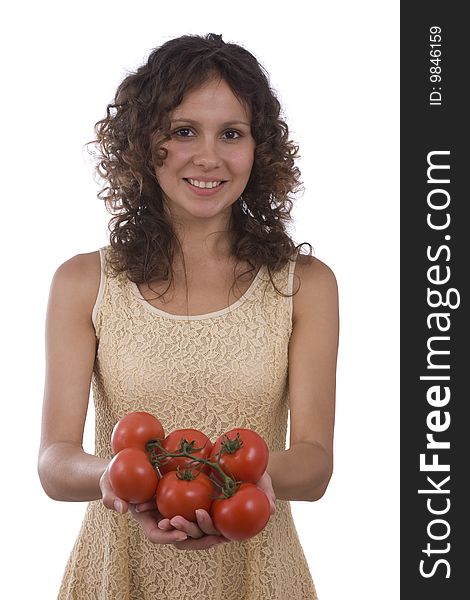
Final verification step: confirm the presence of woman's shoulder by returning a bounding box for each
[295,253,337,283]
[292,254,338,323]
[51,249,102,317]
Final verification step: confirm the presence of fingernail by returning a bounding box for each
[114,499,124,513]
[195,510,203,518]
[175,533,187,541]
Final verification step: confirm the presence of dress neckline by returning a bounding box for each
[127,265,267,321]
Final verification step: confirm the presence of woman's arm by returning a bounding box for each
[267,255,339,501]
[37,252,218,548]
[37,252,106,501]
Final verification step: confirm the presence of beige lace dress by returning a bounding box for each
[58,246,318,599]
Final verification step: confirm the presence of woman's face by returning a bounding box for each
[154,77,255,226]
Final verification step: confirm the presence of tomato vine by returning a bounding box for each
[146,438,241,499]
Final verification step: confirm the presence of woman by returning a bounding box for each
[38,33,339,599]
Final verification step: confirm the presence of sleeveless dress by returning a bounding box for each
[58,245,318,600]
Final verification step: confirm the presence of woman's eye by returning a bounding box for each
[173,128,194,138]
[223,130,241,140]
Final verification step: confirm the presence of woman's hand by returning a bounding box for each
[100,466,202,546]
[101,466,275,549]
[256,470,276,515]
[140,469,276,550]
[99,464,130,514]
[132,504,230,550]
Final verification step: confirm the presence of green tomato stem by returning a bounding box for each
[146,439,240,497]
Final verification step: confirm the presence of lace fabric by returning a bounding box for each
[58,246,318,599]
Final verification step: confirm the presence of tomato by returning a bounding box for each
[210,428,269,483]
[111,411,165,455]
[211,483,271,541]
[156,470,215,522]
[108,447,159,503]
[159,428,213,475]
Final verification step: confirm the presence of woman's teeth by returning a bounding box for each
[187,179,223,189]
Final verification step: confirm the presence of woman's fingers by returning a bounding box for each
[163,511,230,545]
[157,518,173,530]
[99,467,129,513]
[129,506,230,549]
[134,500,158,513]
[113,498,129,514]
[195,509,223,536]
[256,471,276,515]
[166,510,224,538]
[169,515,205,539]
[171,511,231,549]
[128,506,188,544]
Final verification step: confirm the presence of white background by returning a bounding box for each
[1,1,399,598]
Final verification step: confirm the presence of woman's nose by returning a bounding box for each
[191,138,222,170]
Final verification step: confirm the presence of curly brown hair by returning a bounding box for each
[90,33,311,297]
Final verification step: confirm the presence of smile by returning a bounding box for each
[185,178,225,189]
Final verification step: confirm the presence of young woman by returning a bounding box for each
[38,33,339,599]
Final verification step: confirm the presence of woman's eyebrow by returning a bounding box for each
[171,118,251,127]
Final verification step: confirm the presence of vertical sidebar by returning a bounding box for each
[401,3,469,598]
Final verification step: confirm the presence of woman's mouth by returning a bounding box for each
[183,178,227,196]
[185,178,225,189]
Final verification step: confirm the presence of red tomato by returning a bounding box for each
[210,428,269,483]
[111,411,165,455]
[108,447,159,503]
[156,470,215,522]
[211,483,271,541]
[159,428,213,475]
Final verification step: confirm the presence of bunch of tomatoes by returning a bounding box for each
[108,411,272,541]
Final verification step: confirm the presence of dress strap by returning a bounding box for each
[287,250,300,323]
[287,255,298,296]
[92,246,108,331]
